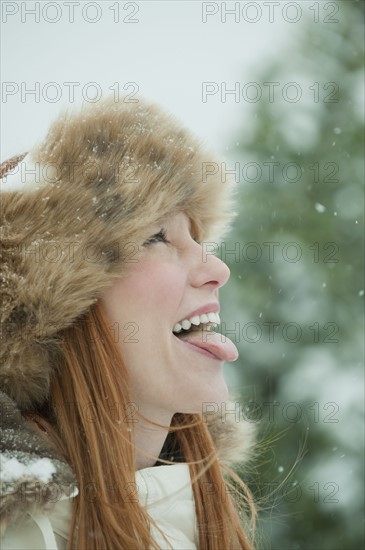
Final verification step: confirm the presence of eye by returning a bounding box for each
[143,228,169,246]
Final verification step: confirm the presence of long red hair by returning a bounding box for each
[30,300,255,549]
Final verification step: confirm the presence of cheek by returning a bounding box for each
[102,262,187,331]
[127,262,186,311]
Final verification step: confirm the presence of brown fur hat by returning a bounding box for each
[1,97,238,410]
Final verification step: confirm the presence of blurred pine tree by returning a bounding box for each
[221,1,364,548]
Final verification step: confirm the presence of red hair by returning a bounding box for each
[30,300,255,549]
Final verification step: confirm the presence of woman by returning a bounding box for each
[0,98,256,549]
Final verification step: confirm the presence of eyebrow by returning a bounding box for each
[154,213,195,237]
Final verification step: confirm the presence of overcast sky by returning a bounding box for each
[1,1,310,158]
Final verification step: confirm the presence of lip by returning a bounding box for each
[176,303,220,324]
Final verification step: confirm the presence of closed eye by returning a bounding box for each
[143,228,169,246]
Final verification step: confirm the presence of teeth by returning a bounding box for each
[200,313,209,324]
[173,312,220,334]
[190,316,200,326]
[207,312,217,322]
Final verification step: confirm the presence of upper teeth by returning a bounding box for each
[173,312,220,333]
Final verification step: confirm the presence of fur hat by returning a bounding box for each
[1,97,238,410]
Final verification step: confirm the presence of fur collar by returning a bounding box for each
[0,390,255,533]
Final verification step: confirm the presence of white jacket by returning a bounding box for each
[1,464,197,550]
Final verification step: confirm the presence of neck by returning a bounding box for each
[133,410,172,471]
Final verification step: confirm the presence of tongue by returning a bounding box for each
[176,330,239,362]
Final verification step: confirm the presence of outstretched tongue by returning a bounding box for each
[176,330,238,362]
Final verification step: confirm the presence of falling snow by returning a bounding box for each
[314,203,326,213]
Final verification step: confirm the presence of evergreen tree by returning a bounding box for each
[221,2,364,548]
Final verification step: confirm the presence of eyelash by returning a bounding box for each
[143,228,169,246]
[143,228,201,247]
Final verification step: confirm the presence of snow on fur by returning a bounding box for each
[1,456,56,484]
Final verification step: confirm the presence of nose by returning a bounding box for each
[189,241,231,290]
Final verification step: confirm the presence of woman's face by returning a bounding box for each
[100,212,238,423]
